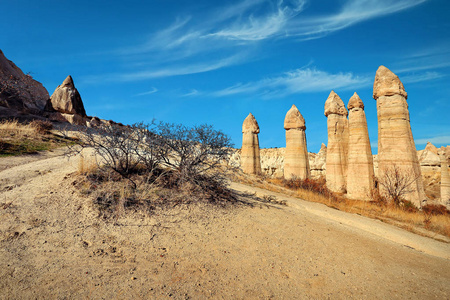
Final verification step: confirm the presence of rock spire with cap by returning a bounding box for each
[373,66,426,206]
[241,113,261,175]
[346,93,374,200]
[324,91,349,193]
[283,105,310,179]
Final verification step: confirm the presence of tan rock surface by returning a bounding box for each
[311,143,327,178]
[347,93,374,200]
[241,113,261,175]
[324,91,348,193]
[439,147,450,206]
[0,153,449,298]
[284,105,310,179]
[48,75,86,116]
[374,66,426,207]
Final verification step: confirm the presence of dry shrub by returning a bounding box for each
[422,204,450,216]
[0,119,35,138]
[77,155,98,175]
[282,177,339,203]
[29,120,53,134]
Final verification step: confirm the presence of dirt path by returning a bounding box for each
[0,151,449,299]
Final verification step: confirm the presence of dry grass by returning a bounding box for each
[239,175,450,240]
[0,119,74,157]
[77,155,98,175]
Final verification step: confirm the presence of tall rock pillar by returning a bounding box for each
[241,113,261,175]
[347,93,374,200]
[284,105,310,180]
[373,66,426,207]
[439,147,450,206]
[324,91,349,193]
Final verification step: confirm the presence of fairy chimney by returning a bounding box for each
[439,147,450,206]
[324,91,349,193]
[346,93,374,200]
[241,113,261,175]
[284,105,310,179]
[373,66,426,207]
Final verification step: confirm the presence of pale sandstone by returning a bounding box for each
[347,93,374,200]
[311,143,327,178]
[439,147,450,206]
[324,91,348,193]
[284,105,310,179]
[374,66,426,207]
[241,113,261,175]
[48,75,86,116]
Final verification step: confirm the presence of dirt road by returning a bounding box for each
[0,151,449,299]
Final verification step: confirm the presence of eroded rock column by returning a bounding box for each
[241,113,261,175]
[347,93,374,200]
[324,91,348,193]
[284,105,310,180]
[439,147,450,206]
[373,66,426,207]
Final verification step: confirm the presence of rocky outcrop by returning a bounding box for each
[374,66,426,207]
[439,147,450,206]
[324,91,348,193]
[311,143,327,178]
[47,75,87,125]
[284,105,310,179]
[47,75,86,116]
[346,93,374,200]
[241,113,261,175]
[0,49,49,115]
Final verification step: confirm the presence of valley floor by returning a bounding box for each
[0,151,449,299]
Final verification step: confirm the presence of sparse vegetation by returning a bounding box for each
[0,119,73,157]
[378,164,421,207]
[71,121,239,219]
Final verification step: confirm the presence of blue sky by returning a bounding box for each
[2,0,449,153]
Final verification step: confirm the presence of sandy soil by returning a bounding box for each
[0,151,449,299]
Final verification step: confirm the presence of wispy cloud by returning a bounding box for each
[134,87,158,96]
[181,89,200,97]
[212,67,370,98]
[401,71,446,84]
[289,0,427,39]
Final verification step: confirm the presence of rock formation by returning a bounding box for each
[241,113,261,175]
[373,66,426,206]
[0,49,49,116]
[284,105,310,179]
[311,143,327,178]
[324,91,348,193]
[439,147,450,206]
[47,75,87,125]
[346,93,374,200]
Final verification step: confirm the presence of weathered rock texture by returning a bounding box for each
[241,113,261,175]
[48,75,86,116]
[284,105,310,179]
[373,66,426,206]
[47,75,88,125]
[439,147,450,206]
[0,49,49,115]
[346,93,374,200]
[324,91,349,193]
[311,144,327,178]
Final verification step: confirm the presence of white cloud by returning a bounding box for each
[401,71,445,84]
[134,87,158,96]
[289,0,428,38]
[181,89,200,97]
[212,67,370,97]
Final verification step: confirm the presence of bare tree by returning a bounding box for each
[378,164,420,207]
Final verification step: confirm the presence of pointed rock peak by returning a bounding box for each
[348,92,364,110]
[61,75,75,87]
[425,142,438,154]
[319,143,327,153]
[242,113,260,134]
[325,90,347,117]
[373,65,407,100]
[284,104,306,130]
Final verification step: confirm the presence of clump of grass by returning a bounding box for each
[0,119,72,157]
